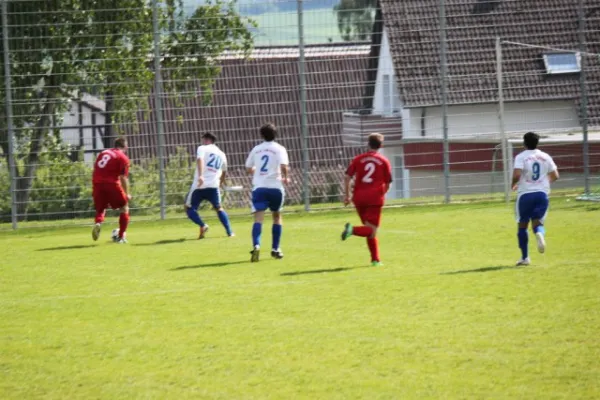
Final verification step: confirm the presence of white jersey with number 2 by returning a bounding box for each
[193,144,227,189]
[245,141,289,190]
[514,149,557,195]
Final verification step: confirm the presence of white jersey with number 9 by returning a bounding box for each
[514,149,557,195]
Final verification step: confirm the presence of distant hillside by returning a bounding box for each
[183,0,339,15]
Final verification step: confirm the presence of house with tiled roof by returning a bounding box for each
[343,0,600,198]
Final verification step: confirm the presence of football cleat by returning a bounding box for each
[535,232,546,254]
[198,224,209,239]
[516,257,530,266]
[341,223,352,241]
[271,249,284,259]
[117,238,128,244]
[371,261,383,267]
[92,223,101,241]
[250,245,260,262]
[228,232,236,237]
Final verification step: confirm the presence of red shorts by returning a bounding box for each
[93,183,127,212]
[355,205,383,227]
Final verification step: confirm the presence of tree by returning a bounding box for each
[0,0,255,219]
[333,0,377,42]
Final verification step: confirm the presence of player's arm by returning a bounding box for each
[220,170,227,188]
[344,174,353,206]
[511,169,522,191]
[280,147,290,184]
[196,147,205,187]
[119,158,132,200]
[548,158,559,183]
[245,151,255,175]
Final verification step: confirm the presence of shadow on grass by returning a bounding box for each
[281,266,369,276]
[133,238,193,247]
[440,265,521,275]
[171,260,249,271]
[37,244,97,251]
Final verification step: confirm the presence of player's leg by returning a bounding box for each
[92,184,107,241]
[210,188,233,237]
[364,207,383,266]
[185,189,208,238]
[250,189,268,262]
[341,206,373,240]
[112,186,130,243]
[531,192,549,253]
[269,189,285,259]
[516,193,532,265]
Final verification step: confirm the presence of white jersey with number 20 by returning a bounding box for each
[514,149,557,195]
[193,144,227,189]
[245,141,289,190]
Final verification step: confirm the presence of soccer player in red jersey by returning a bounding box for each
[91,137,132,243]
[341,133,392,266]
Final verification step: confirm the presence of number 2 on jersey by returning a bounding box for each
[260,155,269,173]
[97,154,111,169]
[362,162,376,183]
[207,153,222,170]
[532,161,540,181]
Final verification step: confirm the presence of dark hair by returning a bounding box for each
[202,132,217,143]
[260,123,277,142]
[523,131,539,150]
[368,133,384,150]
[114,137,127,149]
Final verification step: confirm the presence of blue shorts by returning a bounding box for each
[252,188,284,212]
[185,188,221,210]
[515,192,549,223]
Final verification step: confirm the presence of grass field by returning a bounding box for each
[1,198,599,399]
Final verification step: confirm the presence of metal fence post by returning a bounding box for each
[152,0,167,219]
[439,0,450,203]
[2,0,18,229]
[496,37,510,203]
[297,0,310,211]
[578,0,589,195]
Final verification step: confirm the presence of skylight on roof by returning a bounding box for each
[543,52,581,74]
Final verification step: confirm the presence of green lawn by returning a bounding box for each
[1,199,599,399]
[252,9,341,46]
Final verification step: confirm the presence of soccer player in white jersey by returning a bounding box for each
[245,123,290,262]
[185,132,233,238]
[512,131,559,266]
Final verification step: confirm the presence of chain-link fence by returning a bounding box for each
[1,0,599,229]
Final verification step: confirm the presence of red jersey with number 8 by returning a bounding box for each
[346,151,392,206]
[92,148,130,184]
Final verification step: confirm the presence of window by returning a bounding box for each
[543,52,581,74]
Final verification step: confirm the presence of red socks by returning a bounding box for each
[119,213,130,238]
[367,237,380,262]
[352,226,373,237]
[94,211,105,224]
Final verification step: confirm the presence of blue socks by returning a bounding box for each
[186,208,205,227]
[252,222,262,247]
[218,210,232,235]
[518,228,529,259]
[533,224,545,235]
[272,224,282,250]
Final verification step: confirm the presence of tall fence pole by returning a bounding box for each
[578,0,589,195]
[439,0,450,203]
[152,0,167,219]
[496,37,510,203]
[2,1,18,229]
[296,0,310,211]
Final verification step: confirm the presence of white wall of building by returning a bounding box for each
[403,101,581,139]
[372,28,402,117]
[60,99,106,163]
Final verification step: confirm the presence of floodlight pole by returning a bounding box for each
[578,0,590,195]
[297,0,310,211]
[439,0,451,203]
[496,37,510,203]
[152,0,167,219]
[2,1,18,229]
